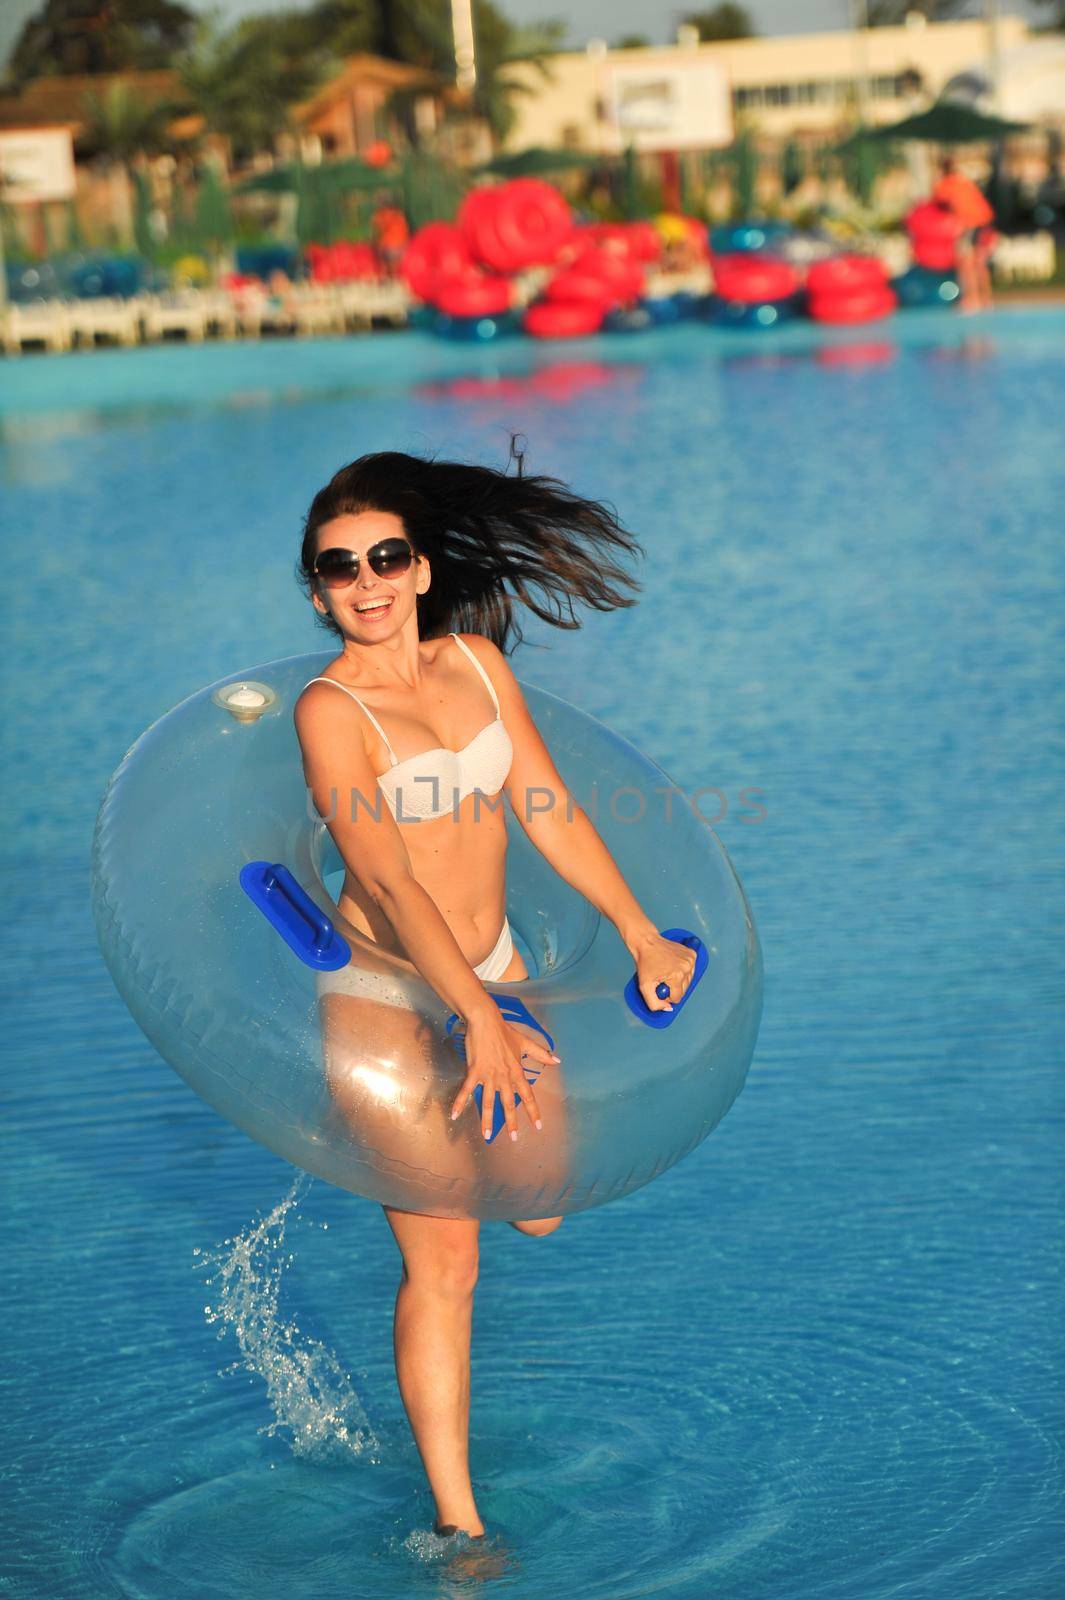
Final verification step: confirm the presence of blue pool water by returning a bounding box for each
[2,308,1063,1598]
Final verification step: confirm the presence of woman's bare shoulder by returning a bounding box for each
[451,631,511,672]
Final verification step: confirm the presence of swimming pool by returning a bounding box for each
[3,308,1062,1598]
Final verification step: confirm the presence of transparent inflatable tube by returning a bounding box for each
[91,652,763,1221]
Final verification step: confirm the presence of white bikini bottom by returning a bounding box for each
[316,915,515,1005]
[470,915,514,981]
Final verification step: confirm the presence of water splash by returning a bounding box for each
[193,1173,381,1464]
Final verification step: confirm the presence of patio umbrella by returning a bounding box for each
[865,100,1030,144]
[474,146,603,179]
[233,158,401,198]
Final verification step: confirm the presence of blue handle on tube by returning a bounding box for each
[624,928,708,1028]
[239,861,351,971]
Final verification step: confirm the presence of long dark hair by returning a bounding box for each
[296,436,644,653]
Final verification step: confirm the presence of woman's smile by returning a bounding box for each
[353,597,394,619]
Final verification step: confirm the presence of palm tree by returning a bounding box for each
[465,10,568,147]
[80,82,176,247]
[176,16,327,167]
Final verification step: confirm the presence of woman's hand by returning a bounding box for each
[450,1007,560,1141]
[632,930,698,1015]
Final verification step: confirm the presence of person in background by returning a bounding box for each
[371,202,410,278]
[932,155,996,314]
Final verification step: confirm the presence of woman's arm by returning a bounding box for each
[461,635,660,960]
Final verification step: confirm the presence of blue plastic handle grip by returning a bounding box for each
[239,861,351,971]
[623,927,708,1028]
[444,993,556,1144]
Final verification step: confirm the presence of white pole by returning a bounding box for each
[985,0,1003,113]
[451,0,476,92]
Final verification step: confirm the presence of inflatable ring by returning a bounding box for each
[891,266,961,309]
[91,653,763,1222]
[806,255,888,295]
[401,223,474,302]
[806,286,897,325]
[710,223,791,256]
[543,268,614,308]
[711,296,799,329]
[905,202,959,274]
[524,301,605,339]
[712,255,801,304]
[430,309,518,342]
[603,304,655,333]
[459,180,572,274]
[431,275,512,319]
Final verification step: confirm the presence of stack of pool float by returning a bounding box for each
[705,221,804,328]
[530,224,652,339]
[401,183,714,341]
[805,255,897,324]
[400,181,967,342]
[708,252,802,328]
[892,201,962,309]
[402,180,573,340]
[401,218,517,341]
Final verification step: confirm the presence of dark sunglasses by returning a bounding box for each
[313,538,415,589]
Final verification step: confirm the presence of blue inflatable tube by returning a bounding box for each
[891,266,961,309]
[91,653,762,1221]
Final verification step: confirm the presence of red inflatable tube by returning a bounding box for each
[906,202,959,273]
[544,269,613,307]
[431,275,512,318]
[559,249,645,303]
[497,178,572,266]
[807,286,898,325]
[308,240,380,284]
[712,253,800,304]
[524,301,605,339]
[806,255,888,296]
[402,223,474,301]
[459,180,572,273]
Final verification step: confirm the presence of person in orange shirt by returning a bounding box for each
[371,203,411,279]
[932,156,996,313]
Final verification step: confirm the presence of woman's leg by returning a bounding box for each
[382,1204,486,1536]
[956,238,979,311]
[490,941,566,1240]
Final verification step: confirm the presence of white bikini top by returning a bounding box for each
[304,633,514,822]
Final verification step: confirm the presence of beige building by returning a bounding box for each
[503,13,1037,153]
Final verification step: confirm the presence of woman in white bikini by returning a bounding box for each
[293,444,698,1542]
